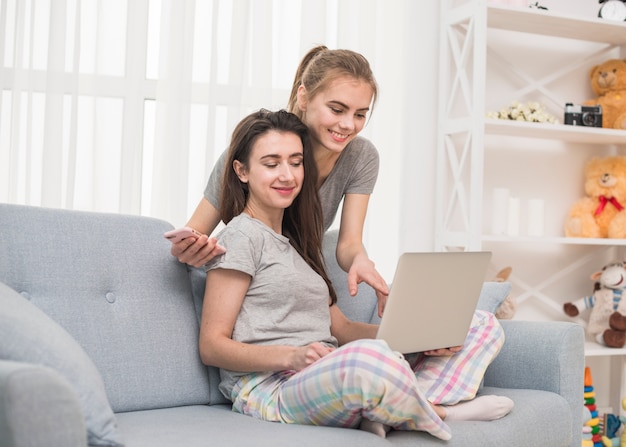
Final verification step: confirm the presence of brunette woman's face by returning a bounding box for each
[234,130,304,216]
[298,75,373,154]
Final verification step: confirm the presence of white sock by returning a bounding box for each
[359,419,391,438]
[444,395,514,421]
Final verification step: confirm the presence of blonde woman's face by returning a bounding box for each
[298,76,373,154]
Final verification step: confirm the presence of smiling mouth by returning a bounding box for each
[330,130,349,141]
[274,187,296,194]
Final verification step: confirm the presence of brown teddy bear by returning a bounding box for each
[564,156,626,238]
[582,58,626,130]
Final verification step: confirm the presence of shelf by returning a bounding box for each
[485,119,626,145]
[482,235,626,246]
[585,341,626,357]
[439,1,626,414]
[487,5,626,45]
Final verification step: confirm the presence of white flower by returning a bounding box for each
[486,101,559,124]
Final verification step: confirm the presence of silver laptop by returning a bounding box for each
[376,251,491,354]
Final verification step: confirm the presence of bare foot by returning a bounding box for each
[359,419,391,438]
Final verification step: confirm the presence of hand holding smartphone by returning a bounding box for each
[164,227,203,244]
[164,227,227,256]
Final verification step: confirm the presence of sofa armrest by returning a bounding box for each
[484,320,584,392]
[0,360,87,447]
[484,320,584,447]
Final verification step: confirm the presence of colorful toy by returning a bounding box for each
[601,407,626,447]
[564,156,626,239]
[563,262,626,348]
[582,58,626,130]
[584,405,595,447]
[583,367,603,447]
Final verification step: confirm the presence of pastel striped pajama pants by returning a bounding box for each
[228,310,504,440]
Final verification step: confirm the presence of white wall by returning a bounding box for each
[366,0,607,283]
[361,1,441,282]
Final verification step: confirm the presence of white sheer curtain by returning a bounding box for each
[0,0,432,280]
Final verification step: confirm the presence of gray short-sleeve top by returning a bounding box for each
[204,136,379,231]
[204,213,338,398]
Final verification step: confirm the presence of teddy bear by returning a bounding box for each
[564,156,626,239]
[582,58,626,130]
[563,261,626,348]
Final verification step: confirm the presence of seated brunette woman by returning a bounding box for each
[198,109,513,440]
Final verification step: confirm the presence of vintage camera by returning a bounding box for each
[564,103,603,127]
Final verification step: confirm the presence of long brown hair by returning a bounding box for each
[220,109,337,304]
[287,45,379,120]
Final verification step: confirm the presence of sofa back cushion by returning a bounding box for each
[322,230,381,324]
[0,204,211,412]
[187,264,231,405]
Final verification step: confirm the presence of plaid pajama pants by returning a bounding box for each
[229,310,503,440]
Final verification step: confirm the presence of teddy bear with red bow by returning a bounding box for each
[565,156,626,239]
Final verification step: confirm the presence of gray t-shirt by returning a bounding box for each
[205,213,338,399]
[204,136,379,231]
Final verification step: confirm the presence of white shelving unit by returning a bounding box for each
[436,0,626,412]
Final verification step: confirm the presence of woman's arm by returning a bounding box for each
[187,197,222,235]
[199,268,334,372]
[329,302,378,346]
[337,193,389,316]
[170,198,223,267]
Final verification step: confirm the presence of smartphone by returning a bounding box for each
[164,227,202,244]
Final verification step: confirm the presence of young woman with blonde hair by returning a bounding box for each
[172,46,389,313]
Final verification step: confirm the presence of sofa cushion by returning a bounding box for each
[387,387,572,446]
[187,264,232,405]
[476,281,512,314]
[0,281,123,447]
[113,385,572,447]
[116,405,391,447]
[323,230,381,324]
[0,204,212,412]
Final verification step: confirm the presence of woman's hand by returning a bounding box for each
[170,234,225,268]
[289,342,335,371]
[172,198,224,267]
[424,346,463,356]
[336,195,388,315]
[347,254,389,317]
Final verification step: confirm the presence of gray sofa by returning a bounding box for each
[0,203,584,447]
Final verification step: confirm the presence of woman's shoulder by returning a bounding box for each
[222,214,261,239]
[347,136,378,155]
[337,136,379,170]
[222,214,288,246]
[210,215,268,268]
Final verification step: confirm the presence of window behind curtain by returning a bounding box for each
[0,0,340,227]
